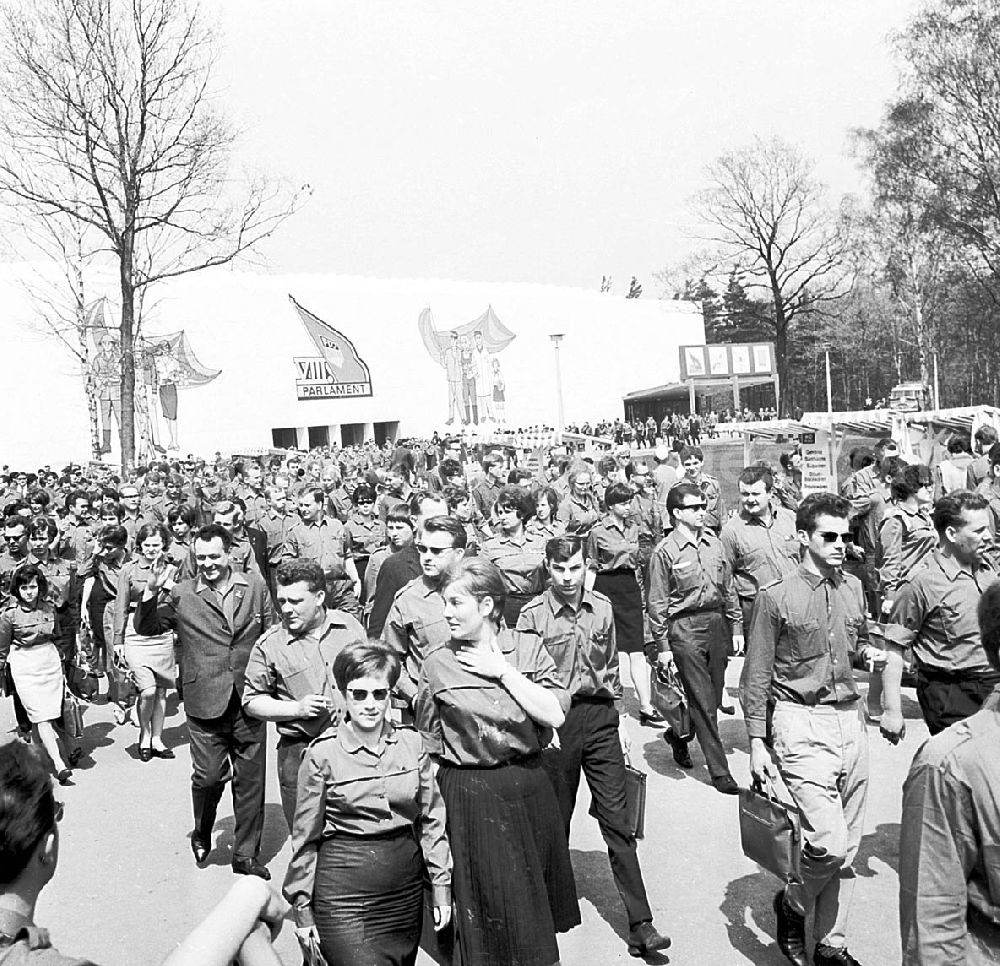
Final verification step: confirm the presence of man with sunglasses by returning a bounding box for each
[243,559,366,832]
[647,482,742,793]
[741,493,880,966]
[381,516,467,713]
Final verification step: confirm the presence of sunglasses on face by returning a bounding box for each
[817,531,850,544]
[680,502,707,511]
[415,543,455,555]
[348,688,389,702]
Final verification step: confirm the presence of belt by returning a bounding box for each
[330,826,414,842]
[915,661,999,682]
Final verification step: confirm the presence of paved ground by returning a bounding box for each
[4,660,925,965]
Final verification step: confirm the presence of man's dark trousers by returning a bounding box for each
[669,610,729,778]
[187,689,266,860]
[543,697,652,929]
[915,663,1000,735]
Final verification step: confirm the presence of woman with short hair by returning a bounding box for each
[113,522,176,760]
[0,566,74,783]
[286,641,451,966]
[417,557,580,966]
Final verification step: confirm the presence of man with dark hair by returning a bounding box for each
[472,453,506,523]
[242,559,366,829]
[517,535,671,959]
[381,515,467,710]
[881,491,999,742]
[721,464,800,645]
[367,493,448,638]
[898,581,1000,963]
[648,482,741,793]
[137,522,276,879]
[741,492,879,966]
[283,487,361,619]
[669,446,725,533]
[967,424,999,490]
[975,442,1000,568]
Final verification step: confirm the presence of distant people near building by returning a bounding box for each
[935,435,975,500]
[967,424,999,490]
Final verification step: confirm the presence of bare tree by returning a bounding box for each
[691,136,848,414]
[0,0,307,468]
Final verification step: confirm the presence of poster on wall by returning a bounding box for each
[290,296,374,400]
[418,305,516,427]
[708,346,729,375]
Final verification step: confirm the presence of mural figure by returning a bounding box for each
[419,305,515,427]
[86,299,220,458]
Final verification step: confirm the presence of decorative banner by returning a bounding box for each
[290,296,373,400]
[418,305,516,428]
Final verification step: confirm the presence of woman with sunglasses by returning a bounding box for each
[113,522,177,761]
[0,566,75,784]
[285,642,451,966]
[342,484,386,598]
[416,557,580,966]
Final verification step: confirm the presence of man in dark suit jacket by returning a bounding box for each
[137,523,276,878]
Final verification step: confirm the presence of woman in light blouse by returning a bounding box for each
[285,642,451,966]
[417,557,580,966]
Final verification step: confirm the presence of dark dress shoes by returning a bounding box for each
[719,702,736,715]
[773,889,808,966]
[137,746,153,762]
[814,945,863,966]
[626,921,671,957]
[151,747,175,759]
[711,774,740,795]
[190,835,210,865]
[232,857,271,880]
[664,729,693,769]
[639,709,665,727]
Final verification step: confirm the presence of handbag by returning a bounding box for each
[60,687,85,740]
[738,776,802,883]
[66,659,99,701]
[650,662,692,740]
[589,751,647,840]
[112,649,138,706]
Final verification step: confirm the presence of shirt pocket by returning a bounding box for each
[282,663,326,700]
[787,617,827,661]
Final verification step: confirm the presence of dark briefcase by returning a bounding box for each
[650,662,692,740]
[589,752,647,840]
[738,777,802,883]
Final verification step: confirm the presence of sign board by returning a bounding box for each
[679,342,776,381]
[800,429,835,496]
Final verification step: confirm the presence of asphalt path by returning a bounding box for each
[2,660,925,965]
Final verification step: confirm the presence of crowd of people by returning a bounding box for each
[1,419,999,965]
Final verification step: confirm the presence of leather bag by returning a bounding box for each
[738,776,802,883]
[650,662,692,740]
[589,751,647,839]
[60,687,85,740]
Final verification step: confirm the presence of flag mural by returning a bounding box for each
[289,296,373,399]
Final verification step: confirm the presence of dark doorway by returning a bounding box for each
[374,421,399,446]
[271,427,297,449]
[340,423,365,447]
[308,425,330,448]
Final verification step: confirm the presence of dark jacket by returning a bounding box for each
[136,570,275,719]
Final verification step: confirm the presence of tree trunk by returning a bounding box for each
[771,280,789,417]
[119,234,136,474]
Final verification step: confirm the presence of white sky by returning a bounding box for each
[211,1,915,292]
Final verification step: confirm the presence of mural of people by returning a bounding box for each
[86,299,220,458]
[90,330,122,454]
[418,305,515,427]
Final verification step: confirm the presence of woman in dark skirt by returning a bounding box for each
[586,483,663,727]
[285,642,452,966]
[416,557,581,966]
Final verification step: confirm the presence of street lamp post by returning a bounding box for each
[549,333,565,438]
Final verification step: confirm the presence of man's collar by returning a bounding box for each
[195,569,247,595]
[338,720,398,754]
[797,562,843,588]
[545,587,594,615]
[935,550,986,579]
